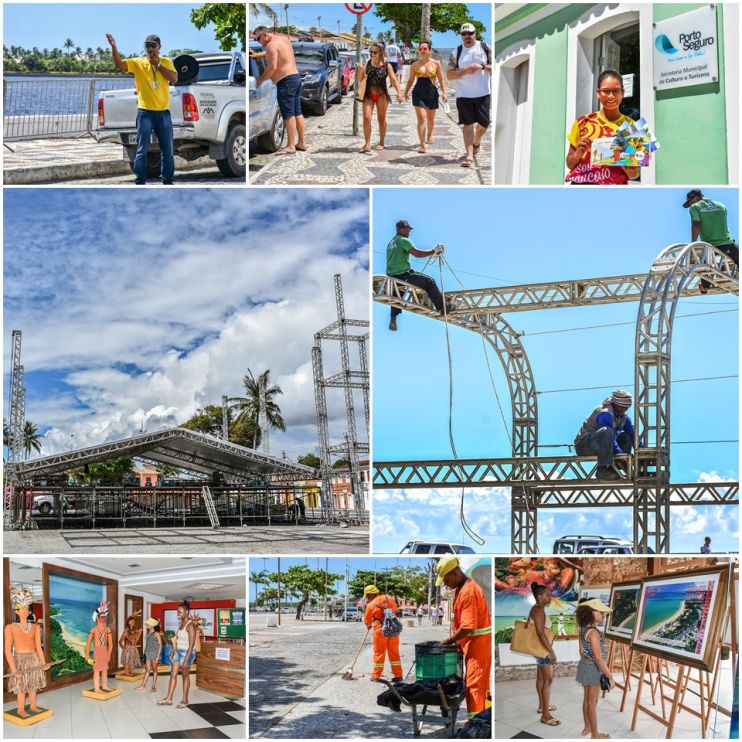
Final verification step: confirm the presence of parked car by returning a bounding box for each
[340,606,362,622]
[338,52,356,94]
[400,541,476,555]
[248,41,285,153]
[292,42,343,115]
[552,534,646,554]
[95,51,246,178]
[31,492,79,516]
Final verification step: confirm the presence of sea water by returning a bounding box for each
[641,596,685,632]
[52,599,97,650]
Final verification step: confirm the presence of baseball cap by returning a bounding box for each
[581,598,613,613]
[683,189,704,208]
[460,23,476,34]
[396,219,413,229]
[145,34,161,46]
[435,556,460,586]
[145,617,159,627]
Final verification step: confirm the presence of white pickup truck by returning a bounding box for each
[94,51,246,178]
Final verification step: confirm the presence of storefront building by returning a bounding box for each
[494,3,739,184]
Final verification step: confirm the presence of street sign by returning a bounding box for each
[345,3,372,15]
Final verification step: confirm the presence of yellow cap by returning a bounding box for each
[581,598,613,613]
[435,556,460,587]
[145,617,159,627]
[363,584,380,597]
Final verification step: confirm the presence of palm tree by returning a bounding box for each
[22,422,43,458]
[250,570,270,606]
[63,38,75,55]
[249,3,279,27]
[421,4,431,44]
[233,369,286,449]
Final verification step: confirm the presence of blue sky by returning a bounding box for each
[247,556,433,601]
[249,3,492,49]
[4,188,369,463]
[372,187,739,555]
[3,4,222,54]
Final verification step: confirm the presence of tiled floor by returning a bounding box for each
[495,659,735,739]
[3,678,246,739]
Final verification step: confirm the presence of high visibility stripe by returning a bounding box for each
[469,626,492,636]
[373,663,385,667]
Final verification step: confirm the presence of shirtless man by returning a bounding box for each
[251,26,307,154]
[5,588,51,717]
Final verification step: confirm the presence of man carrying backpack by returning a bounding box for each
[447,23,491,168]
[437,557,492,722]
[363,584,403,682]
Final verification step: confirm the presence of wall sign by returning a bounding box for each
[215,647,231,661]
[652,5,718,91]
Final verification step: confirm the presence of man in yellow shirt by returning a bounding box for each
[106,33,178,184]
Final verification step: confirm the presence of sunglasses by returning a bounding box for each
[145,42,158,48]
[461,31,474,37]
[371,50,381,55]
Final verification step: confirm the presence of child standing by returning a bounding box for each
[575,599,615,738]
[136,618,163,693]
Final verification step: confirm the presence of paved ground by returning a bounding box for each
[249,615,461,738]
[2,525,369,554]
[3,137,236,185]
[249,85,492,186]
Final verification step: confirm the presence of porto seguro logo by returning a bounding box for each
[655,29,714,54]
[654,34,679,54]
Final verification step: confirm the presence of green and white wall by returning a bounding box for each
[494,3,739,184]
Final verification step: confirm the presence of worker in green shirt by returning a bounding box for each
[386,219,446,331]
[683,189,738,294]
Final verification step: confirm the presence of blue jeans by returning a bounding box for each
[135,108,175,183]
[575,428,632,468]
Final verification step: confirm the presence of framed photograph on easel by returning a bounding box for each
[605,580,641,645]
[631,566,730,672]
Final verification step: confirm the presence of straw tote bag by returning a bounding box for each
[354,63,368,102]
[510,612,553,658]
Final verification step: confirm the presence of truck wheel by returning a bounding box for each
[216,123,246,178]
[124,147,161,179]
[314,86,328,115]
[257,109,285,153]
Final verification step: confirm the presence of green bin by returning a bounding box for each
[415,641,461,680]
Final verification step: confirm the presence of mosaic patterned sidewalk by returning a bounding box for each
[250,91,492,186]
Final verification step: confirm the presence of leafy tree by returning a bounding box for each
[255,585,295,609]
[180,404,261,448]
[349,566,428,603]
[332,458,349,469]
[298,453,321,469]
[374,4,486,45]
[271,565,342,620]
[191,3,247,52]
[22,421,43,458]
[70,457,133,485]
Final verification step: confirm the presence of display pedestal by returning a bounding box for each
[3,706,53,726]
[82,687,121,700]
[115,672,145,682]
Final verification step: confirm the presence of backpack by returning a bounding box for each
[454,41,491,68]
[381,598,403,638]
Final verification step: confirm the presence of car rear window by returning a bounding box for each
[195,61,233,82]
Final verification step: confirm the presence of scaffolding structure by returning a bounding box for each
[372,242,739,554]
[313,274,370,520]
[5,330,26,519]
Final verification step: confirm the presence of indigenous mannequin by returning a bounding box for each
[4,587,51,717]
[158,599,196,708]
[119,612,142,676]
[84,599,113,692]
[136,617,163,692]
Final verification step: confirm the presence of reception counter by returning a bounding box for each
[196,642,245,698]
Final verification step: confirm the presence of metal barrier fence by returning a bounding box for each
[3,76,132,141]
[15,485,369,529]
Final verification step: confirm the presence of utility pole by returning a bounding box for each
[344,558,349,619]
[337,19,341,38]
[317,16,322,41]
[352,14,362,135]
[284,3,289,33]
[324,557,329,621]
[277,558,282,627]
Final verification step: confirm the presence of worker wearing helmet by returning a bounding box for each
[363,585,403,682]
[437,557,491,721]
[574,389,634,481]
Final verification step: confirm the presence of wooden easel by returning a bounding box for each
[630,605,734,738]
[613,643,665,713]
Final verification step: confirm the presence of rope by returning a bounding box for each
[437,255,485,546]
[537,374,737,395]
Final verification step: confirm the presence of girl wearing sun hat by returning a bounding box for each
[575,598,614,738]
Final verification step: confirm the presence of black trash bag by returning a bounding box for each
[455,707,491,738]
[377,674,466,713]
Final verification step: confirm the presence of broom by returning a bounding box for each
[342,626,370,680]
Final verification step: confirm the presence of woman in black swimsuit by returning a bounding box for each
[404,41,447,153]
[356,43,403,153]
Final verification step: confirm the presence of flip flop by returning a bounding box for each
[295,145,308,151]
[177,702,189,709]
[157,699,173,705]
[375,144,385,150]
[540,718,561,726]
[461,158,473,168]
[275,147,297,156]
[417,146,425,153]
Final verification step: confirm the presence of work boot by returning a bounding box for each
[389,317,397,331]
[392,676,404,683]
[370,677,382,683]
[595,466,621,481]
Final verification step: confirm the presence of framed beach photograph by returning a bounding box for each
[579,584,610,629]
[631,566,731,671]
[605,580,642,645]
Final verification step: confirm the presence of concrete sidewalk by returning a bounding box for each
[250,618,461,738]
[3,136,214,184]
[249,87,492,186]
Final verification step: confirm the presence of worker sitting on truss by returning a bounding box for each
[386,219,446,331]
[573,389,634,481]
